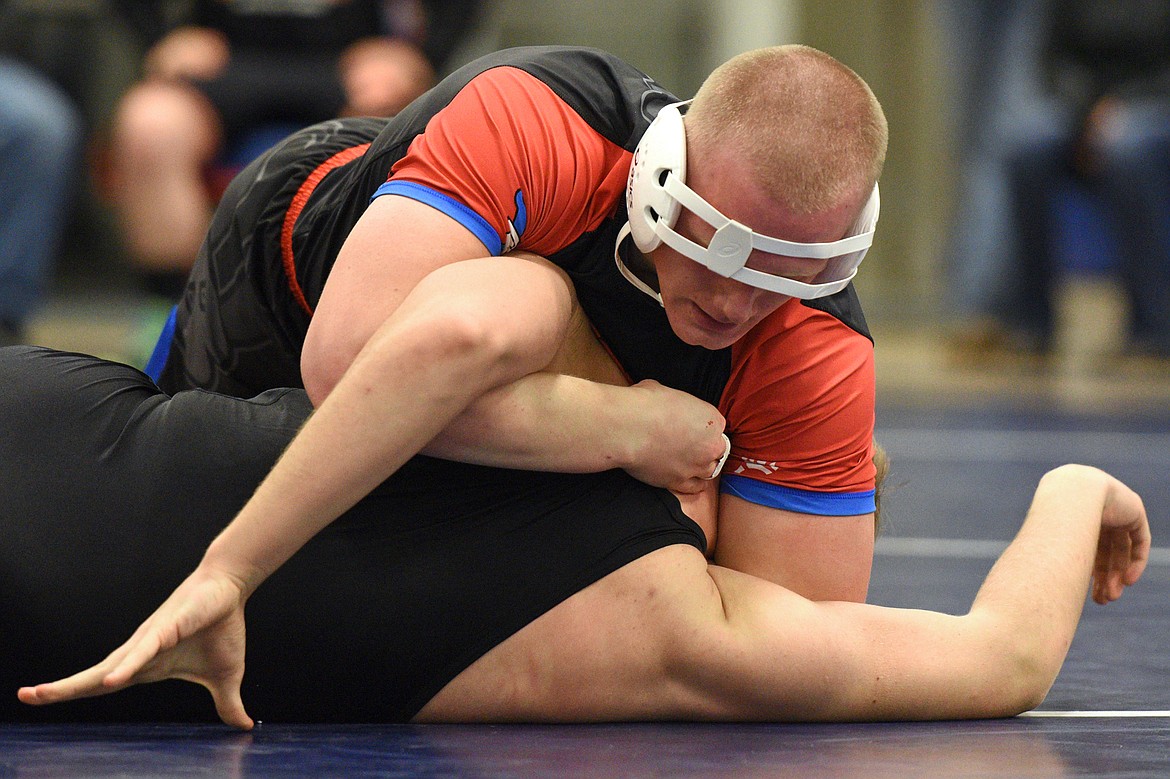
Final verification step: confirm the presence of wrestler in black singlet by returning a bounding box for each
[0,346,704,723]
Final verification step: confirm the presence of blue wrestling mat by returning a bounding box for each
[4,404,1169,777]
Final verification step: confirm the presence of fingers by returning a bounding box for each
[1124,518,1152,586]
[18,568,253,723]
[1092,474,1152,603]
[17,627,170,706]
[1092,532,1113,605]
[673,434,730,491]
[1091,527,1147,605]
[105,632,166,688]
[644,433,732,494]
[702,434,732,481]
[1104,532,1129,603]
[18,664,124,706]
[20,663,255,732]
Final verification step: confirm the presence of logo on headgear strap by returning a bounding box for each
[622,101,880,301]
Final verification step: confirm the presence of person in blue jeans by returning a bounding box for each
[1004,0,1170,357]
[936,0,1058,354]
[0,57,82,345]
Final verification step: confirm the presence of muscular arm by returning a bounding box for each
[418,464,1149,724]
[210,250,578,592]
[694,465,1149,720]
[304,195,727,493]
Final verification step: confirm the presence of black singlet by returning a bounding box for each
[0,346,704,723]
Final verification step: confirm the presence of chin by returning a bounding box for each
[664,300,750,349]
[671,322,742,350]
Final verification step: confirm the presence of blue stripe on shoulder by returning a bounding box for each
[143,305,177,383]
[371,181,502,255]
[720,474,875,516]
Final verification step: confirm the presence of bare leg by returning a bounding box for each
[108,81,221,276]
[421,466,1150,723]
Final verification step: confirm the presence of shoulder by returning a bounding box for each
[719,289,875,494]
[497,46,677,148]
[727,288,874,400]
[395,46,677,150]
[380,47,671,256]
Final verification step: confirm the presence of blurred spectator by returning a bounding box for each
[1002,0,1170,358]
[104,0,480,299]
[936,0,1058,357]
[0,56,83,346]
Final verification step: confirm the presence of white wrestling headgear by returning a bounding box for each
[621,101,880,300]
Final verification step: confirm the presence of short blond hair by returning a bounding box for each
[872,438,889,536]
[686,45,887,213]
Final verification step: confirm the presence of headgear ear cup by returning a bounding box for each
[626,102,689,253]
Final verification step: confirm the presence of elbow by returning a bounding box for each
[975,616,1065,717]
[994,654,1056,717]
[300,307,516,407]
[302,338,354,407]
[302,356,339,407]
[302,315,361,406]
[1004,635,1066,715]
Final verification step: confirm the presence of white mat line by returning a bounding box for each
[1021,710,1170,718]
[875,537,1170,566]
[875,428,1170,466]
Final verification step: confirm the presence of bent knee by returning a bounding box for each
[113,82,221,158]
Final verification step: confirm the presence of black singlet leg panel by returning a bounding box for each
[0,347,705,723]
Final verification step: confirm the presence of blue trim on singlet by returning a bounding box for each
[511,188,527,235]
[720,474,876,516]
[143,305,177,383]
[372,181,503,255]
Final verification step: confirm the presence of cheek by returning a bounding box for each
[760,292,792,314]
[656,252,703,297]
[740,292,792,328]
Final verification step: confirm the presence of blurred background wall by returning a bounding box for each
[0,0,951,327]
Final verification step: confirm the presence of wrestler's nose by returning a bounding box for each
[708,279,770,324]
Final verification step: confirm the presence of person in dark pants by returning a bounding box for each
[0,57,82,345]
[1005,0,1170,356]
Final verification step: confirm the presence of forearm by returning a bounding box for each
[205,318,514,590]
[968,466,1113,692]
[203,256,573,593]
[422,374,727,495]
[872,463,1147,720]
[421,373,643,473]
[695,465,1147,723]
[421,300,640,474]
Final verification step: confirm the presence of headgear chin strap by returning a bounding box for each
[622,100,880,300]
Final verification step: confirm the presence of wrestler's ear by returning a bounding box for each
[626,101,688,252]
